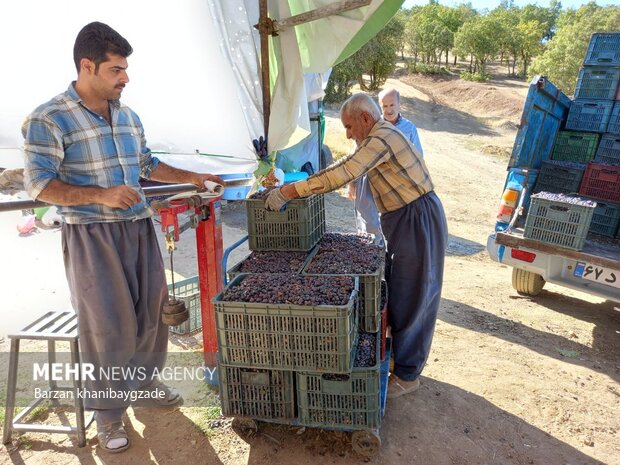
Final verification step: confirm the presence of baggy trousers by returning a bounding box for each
[381,191,448,381]
[62,219,168,410]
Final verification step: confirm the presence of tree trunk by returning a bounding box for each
[454,54,457,66]
[469,55,473,73]
[446,50,449,66]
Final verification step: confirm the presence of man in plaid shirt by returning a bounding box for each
[266,93,448,401]
[23,22,222,453]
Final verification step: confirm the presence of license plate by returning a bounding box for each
[573,261,620,289]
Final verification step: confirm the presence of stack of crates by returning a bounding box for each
[298,233,386,433]
[534,33,620,239]
[216,195,387,444]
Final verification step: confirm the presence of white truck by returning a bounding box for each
[486,76,620,303]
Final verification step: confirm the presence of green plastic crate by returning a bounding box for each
[524,194,596,251]
[551,131,600,163]
[218,364,296,420]
[245,195,326,251]
[167,276,201,335]
[301,247,383,333]
[214,274,358,373]
[297,332,381,431]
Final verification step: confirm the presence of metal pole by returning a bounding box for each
[0,184,199,213]
[259,0,270,140]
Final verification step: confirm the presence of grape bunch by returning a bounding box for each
[248,188,276,200]
[322,373,350,381]
[306,233,384,274]
[320,232,376,247]
[380,280,387,309]
[222,274,355,306]
[237,251,307,274]
[533,192,597,207]
[354,331,377,367]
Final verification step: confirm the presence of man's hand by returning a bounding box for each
[265,187,289,211]
[191,173,224,188]
[100,186,142,209]
[347,181,356,200]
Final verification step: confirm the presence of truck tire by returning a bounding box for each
[512,268,545,296]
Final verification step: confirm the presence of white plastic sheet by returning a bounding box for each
[0,0,259,174]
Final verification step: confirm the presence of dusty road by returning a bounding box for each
[1,75,618,465]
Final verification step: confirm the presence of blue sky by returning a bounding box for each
[401,0,614,10]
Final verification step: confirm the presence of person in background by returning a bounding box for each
[22,22,222,453]
[349,88,424,243]
[265,93,447,399]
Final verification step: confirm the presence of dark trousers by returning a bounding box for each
[381,191,448,381]
[62,219,168,410]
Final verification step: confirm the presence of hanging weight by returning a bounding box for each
[162,298,189,326]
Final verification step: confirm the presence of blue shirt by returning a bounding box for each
[394,114,423,157]
[22,83,159,224]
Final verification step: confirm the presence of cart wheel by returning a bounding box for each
[351,430,381,457]
[232,417,258,437]
[512,268,545,296]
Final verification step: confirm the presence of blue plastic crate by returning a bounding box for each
[594,134,620,165]
[574,67,620,101]
[608,103,620,136]
[582,197,620,238]
[584,33,620,67]
[566,100,613,133]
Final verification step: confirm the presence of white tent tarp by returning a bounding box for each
[0,0,396,175]
[0,0,259,174]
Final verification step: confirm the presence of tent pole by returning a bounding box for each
[259,0,270,140]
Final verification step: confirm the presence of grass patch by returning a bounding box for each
[407,62,451,75]
[461,71,491,82]
[18,435,34,450]
[25,403,49,423]
[185,405,222,438]
[464,139,511,160]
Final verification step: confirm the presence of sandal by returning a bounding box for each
[135,379,183,407]
[97,421,130,453]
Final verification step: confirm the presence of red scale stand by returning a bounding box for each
[153,194,223,384]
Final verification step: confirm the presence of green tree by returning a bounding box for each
[529,4,620,95]
[453,16,500,74]
[517,20,544,76]
[324,15,403,101]
[394,9,412,60]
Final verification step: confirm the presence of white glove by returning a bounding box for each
[265,187,288,211]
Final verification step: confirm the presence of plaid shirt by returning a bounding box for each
[23,83,159,224]
[295,119,434,213]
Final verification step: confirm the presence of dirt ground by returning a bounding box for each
[1,71,619,465]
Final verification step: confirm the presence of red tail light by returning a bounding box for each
[511,249,536,263]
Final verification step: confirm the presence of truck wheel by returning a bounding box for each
[512,268,545,296]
